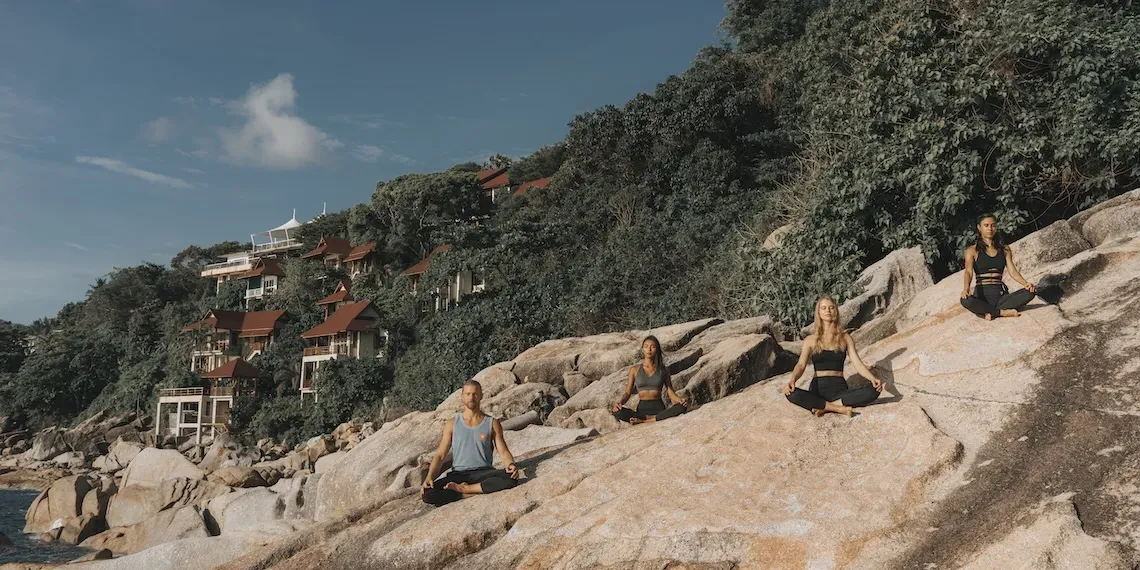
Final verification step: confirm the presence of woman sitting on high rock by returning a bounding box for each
[612,336,689,425]
[960,214,1037,320]
[783,296,884,417]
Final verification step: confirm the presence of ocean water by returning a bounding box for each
[0,489,91,564]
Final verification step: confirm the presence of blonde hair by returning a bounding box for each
[811,295,843,353]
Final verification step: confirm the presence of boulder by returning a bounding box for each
[314,410,449,521]
[23,475,93,533]
[481,382,566,421]
[203,487,303,535]
[314,452,346,474]
[510,354,578,386]
[436,364,520,411]
[561,371,591,397]
[208,466,268,488]
[105,477,231,528]
[83,504,212,555]
[81,476,116,519]
[306,436,335,465]
[1006,219,1091,278]
[670,334,779,405]
[119,449,204,489]
[58,513,106,544]
[1069,188,1140,241]
[71,548,114,562]
[104,425,144,444]
[500,410,541,431]
[27,427,69,462]
[106,439,144,470]
[1079,201,1140,247]
[50,451,86,469]
[73,533,281,570]
[838,246,934,331]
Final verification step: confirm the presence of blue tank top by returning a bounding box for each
[451,413,493,472]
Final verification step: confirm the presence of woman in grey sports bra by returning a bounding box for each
[612,335,689,424]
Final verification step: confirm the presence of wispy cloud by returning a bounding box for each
[219,73,338,170]
[350,144,413,164]
[0,86,53,116]
[182,167,205,175]
[140,117,176,142]
[75,156,193,189]
[330,114,402,130]
[62,241,88,252]
[351,144,384,163]
[173,96,224,109]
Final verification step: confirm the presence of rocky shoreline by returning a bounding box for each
[0,189,1137,569]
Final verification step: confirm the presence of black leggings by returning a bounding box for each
[422,467,518,506]
[786,376,879,412]
[960,284,1034,319]
[613,399,687,423]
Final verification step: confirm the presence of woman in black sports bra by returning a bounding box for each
[960,214,1037,320]
[782,296,884,417]
[612,335,689,424]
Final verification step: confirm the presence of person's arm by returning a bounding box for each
[1004,245,1036,292]
[663,375,687,407]
[612,367,637,412]
[845,334,883,392]
[961,246,976,299]
[422,418,454,490]
[781,337,814,395]
[491,418,519,478]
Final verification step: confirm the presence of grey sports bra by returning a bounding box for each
[634,365,665,392]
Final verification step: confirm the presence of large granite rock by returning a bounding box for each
[24,475,93,533]
[119,449,204,489]
[105,478,231,529]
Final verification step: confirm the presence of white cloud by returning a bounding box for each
[182,167,205,175]
[173,96,198,107]
[208,97,226,106]
[219,73,337,169]
[62,241,88,251]
[351,144,384,163]
[141,117,176,142]
[75,156,192,189]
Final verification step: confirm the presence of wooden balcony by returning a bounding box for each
[303,344,350,357]
[210,386,234,398]
[160,387,205,398]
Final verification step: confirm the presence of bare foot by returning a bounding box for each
[629,417,644,425]
[443,482,461,492]
[838,406,854,417]
[812,409,826,417]
[985,313,993,321]
[1000,309,1021,318]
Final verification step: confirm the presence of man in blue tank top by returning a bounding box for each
[422,380,522,506]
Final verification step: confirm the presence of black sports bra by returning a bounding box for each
[812,348,846,372]
[973,246,1006,285]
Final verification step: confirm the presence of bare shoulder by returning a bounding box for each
[1004,243,1015,254]
[842,332,857,348]
[802,335,817,350]
[491,417,504,432]
[964,244,977,256]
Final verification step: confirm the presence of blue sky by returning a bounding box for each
[0,1,728,325]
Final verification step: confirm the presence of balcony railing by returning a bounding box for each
[160,387,205,398]
[210,387,234,398]
[251,239,301,254]
[201,259,253,277]
[303,344,350,357]
[245,287,264,299]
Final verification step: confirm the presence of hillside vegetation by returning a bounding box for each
[2,0,1138,443]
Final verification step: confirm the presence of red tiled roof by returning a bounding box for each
[238,258,285,278]
[343,241,376,263]
[401,244,452,276]
[301,237,353,259]
[512,177,552,197]
[316,280,352,306]
[301,301,377,339]
[180,309,286,338]
[477,167,510,190]
[201,358,265,379]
